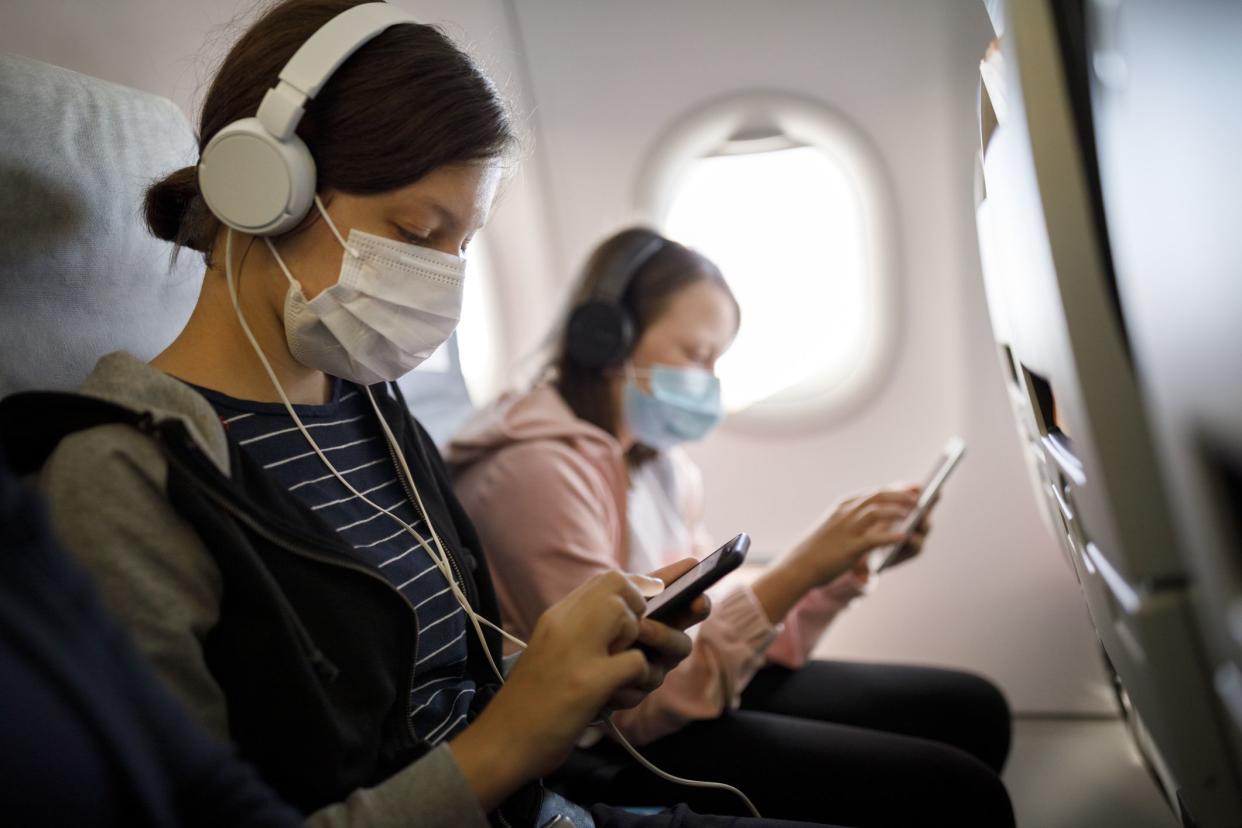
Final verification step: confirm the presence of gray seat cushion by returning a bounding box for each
[0,52,202,397]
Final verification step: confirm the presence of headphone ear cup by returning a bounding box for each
[198,117,317,236]
[567,300,633,369]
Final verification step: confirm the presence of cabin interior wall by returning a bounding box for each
[505,0,1111,714]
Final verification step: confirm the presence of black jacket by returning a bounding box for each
[0,447,303,826]
[1,384,542,824]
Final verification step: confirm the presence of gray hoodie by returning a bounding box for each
[37,351,489,828]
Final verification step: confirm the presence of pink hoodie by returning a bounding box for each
[447,385,867,745]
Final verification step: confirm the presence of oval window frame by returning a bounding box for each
[634,91,902,431]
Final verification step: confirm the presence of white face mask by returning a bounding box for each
[265,198,467,385]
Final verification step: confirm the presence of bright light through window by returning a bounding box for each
[409,235,502,406]
[456,237,502,404]
[664,145,872,413]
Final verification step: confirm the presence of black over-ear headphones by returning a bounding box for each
[565,235,667,369]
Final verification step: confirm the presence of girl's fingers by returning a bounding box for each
[605,571,648,616]
[855,505,909,529]
[626,573,666,599]
[645,557,697,585]
[863,529,909,549]
[636,618,692,665]
[608,688,648,710]
[856,490,919,510]
[604,596,641,648]
[598,649,650,695]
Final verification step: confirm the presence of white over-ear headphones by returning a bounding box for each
[197,2,416,236]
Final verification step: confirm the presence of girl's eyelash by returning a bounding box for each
[397,227,431,245]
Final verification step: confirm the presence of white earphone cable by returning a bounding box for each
[602,717,760,818]
[224,228,760,818]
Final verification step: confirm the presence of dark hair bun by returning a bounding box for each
[144,165,201,245]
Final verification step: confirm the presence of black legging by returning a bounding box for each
[591,803,843,828]
[742,661,1012,774]
[559,660,1014,827]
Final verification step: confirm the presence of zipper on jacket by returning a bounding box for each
[189,470,424,743]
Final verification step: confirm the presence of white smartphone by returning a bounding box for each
[871,437,967,573]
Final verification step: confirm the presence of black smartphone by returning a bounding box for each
[644,533,750,624]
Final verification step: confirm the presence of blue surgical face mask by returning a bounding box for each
[624,364,724,450]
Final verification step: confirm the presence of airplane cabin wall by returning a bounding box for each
[0,0,1111,713]
[505,0,1111,714]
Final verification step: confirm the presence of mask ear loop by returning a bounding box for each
[314,195,361,259]
[263,237,299,290]
[224,227,760,817]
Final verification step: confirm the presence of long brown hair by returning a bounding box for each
[145,0,515,263]
[553,227,739,464]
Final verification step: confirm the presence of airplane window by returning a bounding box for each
[409,235,503,407]
[664,142,870,414]
[456,236,505,405]
[641,93,897,425]
[414,338,453,374]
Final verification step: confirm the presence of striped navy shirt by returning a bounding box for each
[196,381,476,746]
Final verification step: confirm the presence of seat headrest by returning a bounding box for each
[0,52,203,397]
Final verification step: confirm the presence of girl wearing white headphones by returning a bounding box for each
[28,2,844,827]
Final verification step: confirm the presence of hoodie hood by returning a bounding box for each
[447,384,624,480]
[81,351,231,475]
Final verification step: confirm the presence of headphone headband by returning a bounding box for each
[591,236,666,305]
[565,234,668,369]
[257,3,415,140]
[280,3,412,99]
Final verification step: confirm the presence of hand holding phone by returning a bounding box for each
[871,438,966,573]
[644,533,750,625]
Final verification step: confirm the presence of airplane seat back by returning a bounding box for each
[974,1,1242,824]
[0,52,202,398]
[1087,0,1242,791]
[0,51,473,444]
